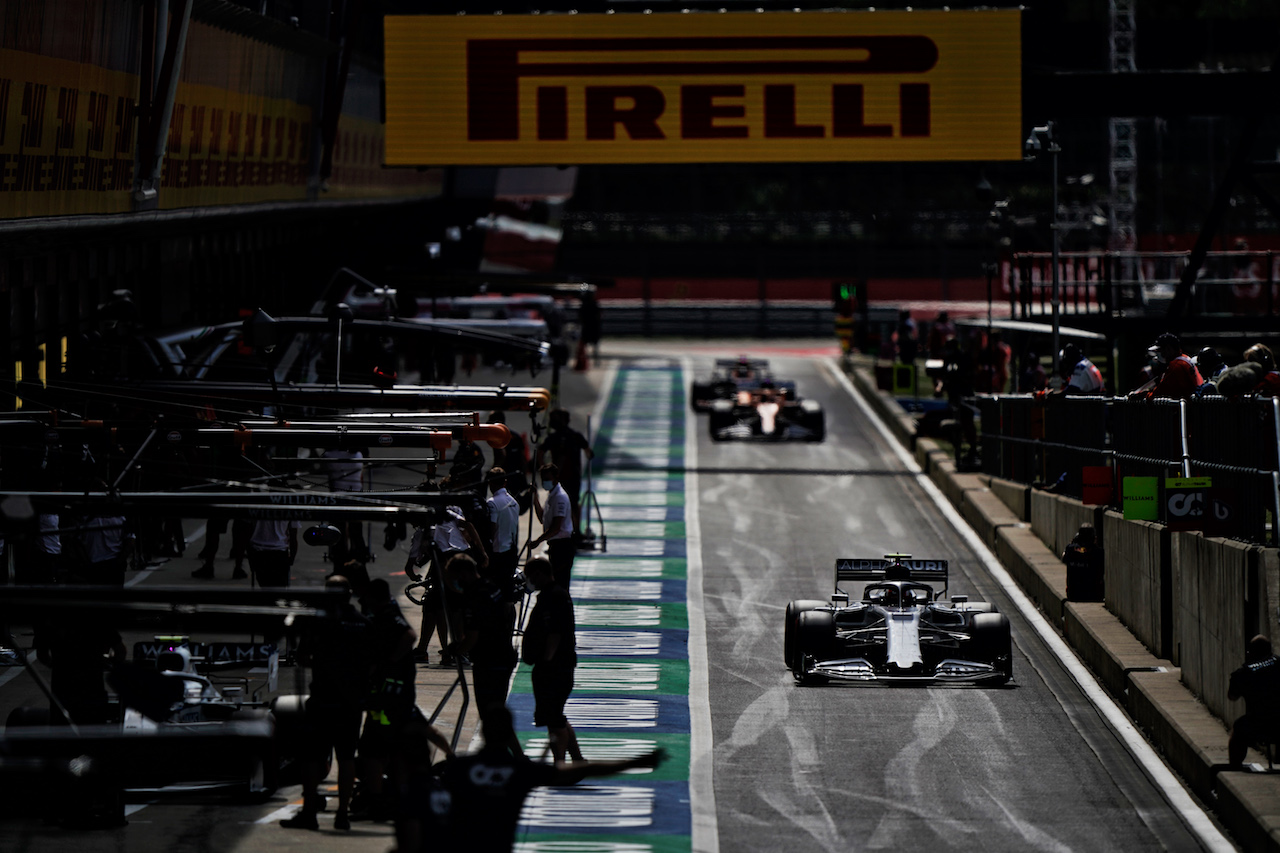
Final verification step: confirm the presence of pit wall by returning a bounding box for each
[847,357,1280,849]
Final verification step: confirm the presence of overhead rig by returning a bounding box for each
[0,419,513,452]
[16,380,551,419]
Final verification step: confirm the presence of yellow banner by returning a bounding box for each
[385,10,1021,166]
[0,47,440,219]
[0,50,137,216]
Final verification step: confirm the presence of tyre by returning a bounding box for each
[271,694,308,786]
[784,600,828,669]
[797,400,825,442]
[3,707,60,816]
[231,709,278,801]
[807,411,826,442]
[969,612,1012,683]
[794,610,836,684]
[6,706,52,728]
[691,382,711,411]
[708,400,734,441]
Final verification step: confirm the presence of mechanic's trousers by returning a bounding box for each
[548,538,576,589]
[247,548,290,587]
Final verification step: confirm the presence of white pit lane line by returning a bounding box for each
[822,357,1234,853]
[682,357,721,853]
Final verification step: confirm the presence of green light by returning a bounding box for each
[839,285,851,300]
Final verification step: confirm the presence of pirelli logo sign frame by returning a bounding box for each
[384,11,1020,166]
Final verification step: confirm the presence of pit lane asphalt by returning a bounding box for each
[0,341,1233,852]
[684,349,1228,852]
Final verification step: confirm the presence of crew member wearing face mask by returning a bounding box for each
[1132,333,1202,401]
[531,463,575,588]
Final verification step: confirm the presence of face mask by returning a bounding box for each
[542,477,552,487]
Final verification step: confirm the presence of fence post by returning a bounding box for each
[1272,398,1280,545]
[1179,399,1192,478]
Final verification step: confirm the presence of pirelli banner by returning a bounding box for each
[384,10,1021,165]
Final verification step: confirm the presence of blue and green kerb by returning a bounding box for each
[509,361,694,852]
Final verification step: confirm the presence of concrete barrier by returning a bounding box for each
[1215,772,1280,853]
[934,461,987,511]
[1172,532,1260,721]
[1064,602,1172,700]
[962,489,1022,551]
[1127,669,1227,804]
[1030,489,1098,558]
[989,476,1030,521]
[1103,510,1170,660]
[994,525,1067,625]
[1264,547,1280,650]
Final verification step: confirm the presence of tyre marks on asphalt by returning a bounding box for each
[509,360,698,851]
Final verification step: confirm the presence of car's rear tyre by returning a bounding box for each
[691,382,712,411]
[807,412,826,442]
[794,610,836,684]
[799,401,825,442]
[969,612,1012,684]
[784,600,828,669]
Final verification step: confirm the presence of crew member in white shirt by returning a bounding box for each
[80,514,133,585]
[531,463,575,588]
[246,518,300,587]
[322,444,368,563]
[486,466,522,596]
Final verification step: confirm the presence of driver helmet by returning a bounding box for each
[157,645,193,674]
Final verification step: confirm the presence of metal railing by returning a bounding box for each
[979,394,1280,544]
[1007,250,1280,319]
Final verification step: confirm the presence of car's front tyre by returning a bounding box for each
[784,600,828,669]
[794,610,836,685]
[968,612,1013,684]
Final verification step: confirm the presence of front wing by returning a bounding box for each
[797,654,1009,684]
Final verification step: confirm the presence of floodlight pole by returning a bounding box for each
[1026,122,1062,377]
[1050,132,1061,379]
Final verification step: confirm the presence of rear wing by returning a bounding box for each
[835,556,949,591]
[714,358,769,370]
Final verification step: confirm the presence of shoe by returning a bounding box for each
[231,567,248,580]
[334,810,350,831]
[279,812,319,830]
[412,647,431,662]
[191,565,214,579]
